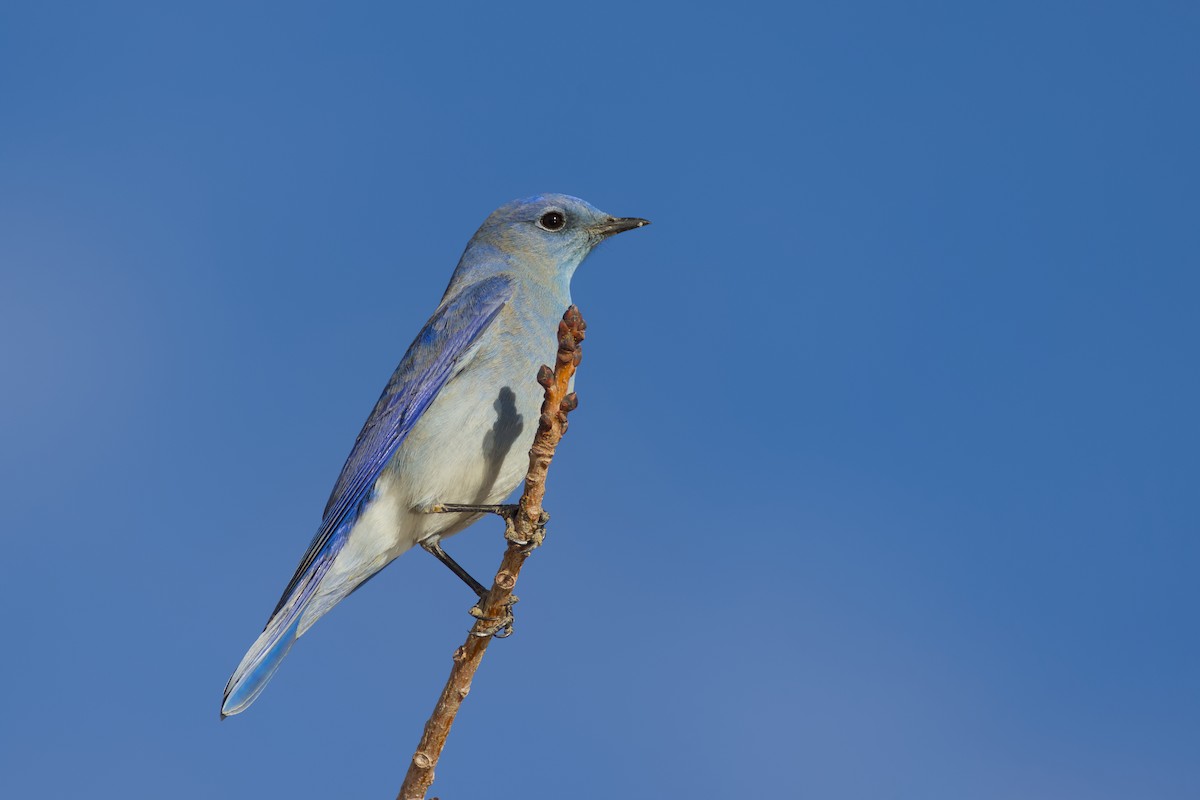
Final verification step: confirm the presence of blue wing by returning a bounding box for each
[222,275,514,717]
[272,273,516,618]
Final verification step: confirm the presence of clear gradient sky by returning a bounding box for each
[1,3,1197,798]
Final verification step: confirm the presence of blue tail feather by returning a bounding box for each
[221,614,303,718]
[221,529,347,718]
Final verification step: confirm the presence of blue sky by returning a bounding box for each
[1,2,1197,798]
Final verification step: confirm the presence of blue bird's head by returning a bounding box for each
[453,194,649,294]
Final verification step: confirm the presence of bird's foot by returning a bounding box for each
[503,508,550,548]
[468,595,519,638]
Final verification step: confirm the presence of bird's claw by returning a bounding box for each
[503,510,550,548]
[468,595,518,638]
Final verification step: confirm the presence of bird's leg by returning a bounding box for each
[430,502,519,518]
[425,501,551,638]
[420,539,488,599]
[419,538,518,638]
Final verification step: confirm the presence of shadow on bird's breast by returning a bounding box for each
[475,386,524,503]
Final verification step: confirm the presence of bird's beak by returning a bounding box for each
[590,216,651,238]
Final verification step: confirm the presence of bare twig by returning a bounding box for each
[396,305,587,800]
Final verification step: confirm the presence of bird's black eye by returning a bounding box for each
[538,210,566,231]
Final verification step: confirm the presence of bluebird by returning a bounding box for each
[221,194,649,717]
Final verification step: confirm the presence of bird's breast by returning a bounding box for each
[384,310,559,545]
